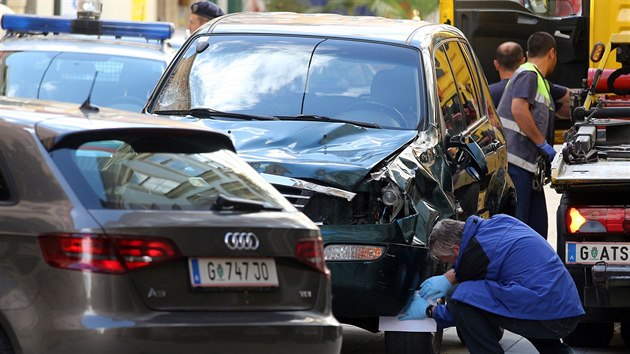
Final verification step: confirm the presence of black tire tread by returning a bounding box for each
[562,322,614,347]
[384,330,441,354]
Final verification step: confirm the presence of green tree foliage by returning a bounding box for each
[265,0,311,12]
[265,0,440,19]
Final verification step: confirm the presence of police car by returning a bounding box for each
[0,0,175,112]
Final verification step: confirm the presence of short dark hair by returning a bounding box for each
[495,42,524,71]
[527,31,556,58]
[191,1,225,19]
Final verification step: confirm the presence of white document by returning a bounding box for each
[378,316,437,332]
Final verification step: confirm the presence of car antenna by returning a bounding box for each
[80,71,100,114]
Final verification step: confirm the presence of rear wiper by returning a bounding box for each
[154,108,278,121]
[278,114,380,128]
[211,194,282,212]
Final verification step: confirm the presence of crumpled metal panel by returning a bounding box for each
[364,128,454,244]
[261,173,356,201]
[189,118,417,189]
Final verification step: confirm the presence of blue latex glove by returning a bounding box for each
[536,141,557,162]
[398,294,430,321]
[418,275,452,301]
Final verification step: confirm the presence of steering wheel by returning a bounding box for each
[343,101,407,127]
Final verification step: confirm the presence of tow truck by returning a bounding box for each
[550,1,630,347]
[439,0,590,143]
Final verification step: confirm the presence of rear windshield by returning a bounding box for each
[49,131,293,211]
[0,51,165,112]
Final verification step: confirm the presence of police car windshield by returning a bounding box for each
[153,35,425,130]
[0,51,165,112]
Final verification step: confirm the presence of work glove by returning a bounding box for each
[398,294,430,321]
[418,275,453,301]
[536,141,557,162]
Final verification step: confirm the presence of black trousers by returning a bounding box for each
[448,299,581,354]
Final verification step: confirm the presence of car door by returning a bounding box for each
[434,38,502,218]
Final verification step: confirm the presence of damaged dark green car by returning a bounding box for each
[145,12,516,354]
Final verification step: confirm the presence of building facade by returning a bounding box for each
[2,0,262,28]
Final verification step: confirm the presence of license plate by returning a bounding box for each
[188,257,279,287]
[565,242,630,265]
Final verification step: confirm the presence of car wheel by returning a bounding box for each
[384,329,443,354]
[562,322,614,347]
[456,326,504,346]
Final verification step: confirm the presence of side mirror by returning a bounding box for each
[448,136,488,182]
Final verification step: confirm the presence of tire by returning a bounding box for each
[621,322,630,347]
[384,329,443,354]
[456,326,504,346]
[562,322,614,347]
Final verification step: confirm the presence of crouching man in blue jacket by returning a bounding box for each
[399,214,584,354]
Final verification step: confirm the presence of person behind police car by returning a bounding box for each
[399,215,584,354]
[495,31,567,239]
[188,1,225,34]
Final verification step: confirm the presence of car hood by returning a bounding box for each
[192,119,417,189]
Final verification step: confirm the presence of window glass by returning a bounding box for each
[458,42,485,116]
[515,0,581,16]
[435,45,465,136]
[443,41,481,129]
[49,134,293,211]
[0,52,165,112]
[156,35,425,130]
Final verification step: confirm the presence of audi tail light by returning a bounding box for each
[39,233,182,274]
[295,238,330,275]
[565,207,630,235]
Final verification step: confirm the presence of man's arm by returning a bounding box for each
[554,89,571,119]
[511,98,546,145]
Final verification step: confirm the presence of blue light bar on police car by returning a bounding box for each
[1,14,174,41]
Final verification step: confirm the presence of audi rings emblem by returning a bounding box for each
[224,232,260,251]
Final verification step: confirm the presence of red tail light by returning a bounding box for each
[565,207,630,234]
[295,238,330,275]
[39,233,182,274]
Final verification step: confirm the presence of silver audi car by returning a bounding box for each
[0,97,341,354]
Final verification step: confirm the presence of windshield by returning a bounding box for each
[50,133,293,211]
[154,35,426,130]
[516,0,582,17]
[0,51,165,112]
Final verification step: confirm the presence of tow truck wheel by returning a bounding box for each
[562,322,614,347]
[384,330,443,354]
[621,322,630,347]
